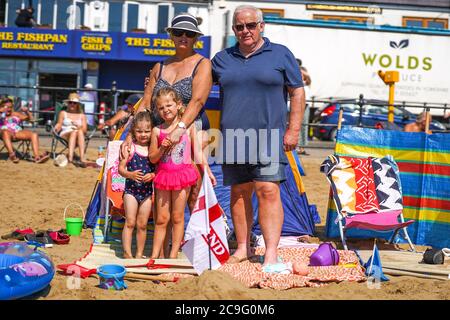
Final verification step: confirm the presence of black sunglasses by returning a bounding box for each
[234,21,261,32]
[171,29,197,38]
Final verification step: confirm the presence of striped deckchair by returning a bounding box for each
[325,127,450,249]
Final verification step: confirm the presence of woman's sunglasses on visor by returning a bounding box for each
[234,21,261,32]
[171,29,197,38]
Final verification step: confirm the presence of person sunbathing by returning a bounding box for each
[404,112,432,134]
[0,97,49,163]
[54,93,88,167]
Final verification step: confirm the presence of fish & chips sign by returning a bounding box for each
[0,28,210,61]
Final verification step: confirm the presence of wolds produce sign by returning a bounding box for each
[264,23,450,106]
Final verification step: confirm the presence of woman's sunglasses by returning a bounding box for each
[171,29,197,38]
[234,21,260,32]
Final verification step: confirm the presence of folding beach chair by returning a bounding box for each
[321,154,416,251]
[48,102,97,159]
[0,137,33,161]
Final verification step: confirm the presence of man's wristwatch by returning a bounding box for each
[177,121,186,129]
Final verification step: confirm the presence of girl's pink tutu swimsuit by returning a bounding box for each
[153,127,200,190]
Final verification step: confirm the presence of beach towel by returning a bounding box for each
[372,156,403,212]
[219,247,366,290]
[321,155,379,216]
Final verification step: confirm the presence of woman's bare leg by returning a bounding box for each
[76,129,86,162]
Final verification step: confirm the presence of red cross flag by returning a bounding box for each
[182,168,230,275]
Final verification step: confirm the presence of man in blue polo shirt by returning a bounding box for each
[212,5,305,270]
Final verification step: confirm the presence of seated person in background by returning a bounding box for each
[54,93,88,167]
[0,97,49,163]
[15,6,36,28]
[404,111,432,134]
[98,94,143,140]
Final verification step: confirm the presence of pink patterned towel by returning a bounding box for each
[218,247,366,290]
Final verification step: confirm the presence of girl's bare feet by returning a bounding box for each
[123,253,133,259]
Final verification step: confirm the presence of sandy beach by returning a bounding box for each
[0,143,449,300]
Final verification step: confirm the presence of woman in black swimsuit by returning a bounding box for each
[123,13,213,258]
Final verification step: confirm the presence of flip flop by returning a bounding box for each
[262,262,292,274]
[73,160,87,168]
[8,153,20,163]
[25,231,54,246]
[35,152,50,164]
[47,231,70,245]
[1,228,34,240]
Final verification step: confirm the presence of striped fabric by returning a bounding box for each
[92,98,143,244]
[325,127,450,248]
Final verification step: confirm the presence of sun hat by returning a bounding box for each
[54,154,68,167]
[125,93,143,106]
[121,93,143,111]
[64,92,82,105]
[165,13,203,36]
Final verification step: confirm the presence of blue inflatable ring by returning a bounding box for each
[0,242,55,300]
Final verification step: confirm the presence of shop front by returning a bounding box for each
[0,27,211,114]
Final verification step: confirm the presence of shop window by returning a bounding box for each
[261,8,284,19]
[127,3,139,32]
[313,14,372,24]
[16,71,37,101]
[403,17,448,29]
[7,0,22,27]
[158,4,170,34]
[0,0,6,25]
[77,1,85,28]
[56,0,71,29]
[0,58,15,70]
[173,3,189,16]
[108,2,122,32]
[38,0,54,27]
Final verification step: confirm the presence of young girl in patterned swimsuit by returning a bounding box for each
[149,87,216,259]
[118,111,155,259]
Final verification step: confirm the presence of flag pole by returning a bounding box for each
[368,238,376,276]
[203,166,212,270]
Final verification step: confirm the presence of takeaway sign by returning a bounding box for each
[120,33,210,60]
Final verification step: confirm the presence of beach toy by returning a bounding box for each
[64,203,85,236]
[292,262,309,276]
[97,264,127,290]
[0,242,55,300]
[309,242,340,266]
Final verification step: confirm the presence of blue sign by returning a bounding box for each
[0,28,211,61]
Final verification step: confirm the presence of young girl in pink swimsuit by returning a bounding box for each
[149,87,216,259]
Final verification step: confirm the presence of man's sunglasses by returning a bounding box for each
[171,29,197,38]
[234,21,261,32]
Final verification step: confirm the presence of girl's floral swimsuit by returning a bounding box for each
[124,143,155,203]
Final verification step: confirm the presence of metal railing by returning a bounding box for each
[0,82,145,125]
[306,94,449,138]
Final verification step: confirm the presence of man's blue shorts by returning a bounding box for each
[222,162,287,186]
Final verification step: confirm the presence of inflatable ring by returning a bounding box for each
[0,242,55,300]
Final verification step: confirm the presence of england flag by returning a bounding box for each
[182,168,230,275]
